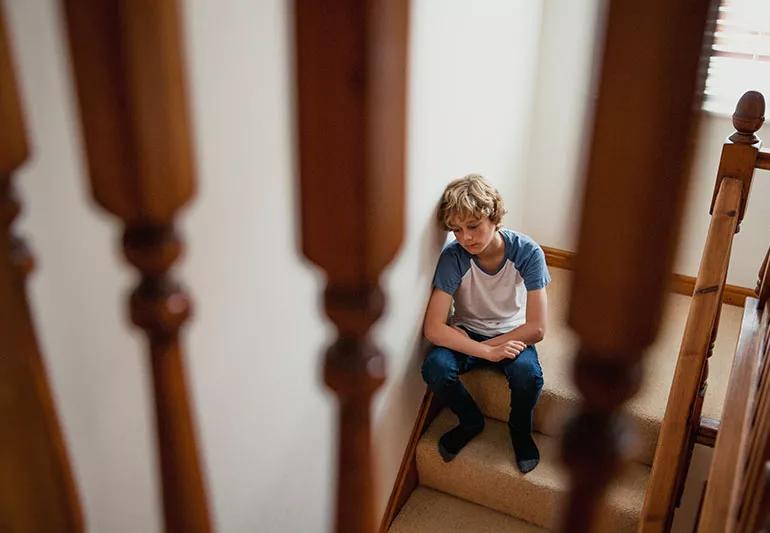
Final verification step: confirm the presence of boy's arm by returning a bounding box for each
[483,288,547,347]
[423,289,489,358]
[423,289,501,360]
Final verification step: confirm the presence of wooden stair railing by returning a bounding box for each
[733,247,770,531]
[60,1,212,531]
[294,2,409,533]
[0,2,83,530]
[697,233,770,532]
[640,91,766,533]
[558,1,713,532]
[697,296,767,531]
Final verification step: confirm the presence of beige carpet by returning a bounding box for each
[389,267,743,532]
[389,487,547,533]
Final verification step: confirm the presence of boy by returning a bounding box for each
[421,174,549,474]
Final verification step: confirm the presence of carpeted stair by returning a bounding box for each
[388,267,743,532]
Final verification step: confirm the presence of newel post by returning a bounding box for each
[61,1,211,531]
[709,91,765,232]
[294,2,409,532]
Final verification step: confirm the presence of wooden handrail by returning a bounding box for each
[640,90,765,533]
[736,313,770,532]
[697,298,765,532]
[640,177,743,531]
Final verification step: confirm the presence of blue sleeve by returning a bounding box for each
[512,236,551,291]
[431,246,468,296]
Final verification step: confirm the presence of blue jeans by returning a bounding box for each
[421,329,544,436]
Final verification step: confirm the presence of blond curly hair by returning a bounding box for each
[437,174,507,230]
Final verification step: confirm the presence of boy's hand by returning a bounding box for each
[485,340,526,362]
[482,337,526,349]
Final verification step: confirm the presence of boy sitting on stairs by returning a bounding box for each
[421,174,549,474]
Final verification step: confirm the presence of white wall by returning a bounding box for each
[519,0,602,252]
[7,0,543,531]
[676,113,770,288]
[520,0,770,288]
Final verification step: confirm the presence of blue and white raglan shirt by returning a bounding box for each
[432,229,551,337]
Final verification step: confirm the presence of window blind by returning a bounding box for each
[704,0,770,115]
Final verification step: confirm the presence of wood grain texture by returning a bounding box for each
[757,247,770,309]
[697,297,763,532]
[0,1,83,529]
[735,308,770,533]
[757,151,770,171]
[294,2,409,532]
[641,90,765,532]
[61,1,211,530]
[543,247,753,307]
[641,177,742,532]
[558,2,714,532]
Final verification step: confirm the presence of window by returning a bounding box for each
[704,0,770,115]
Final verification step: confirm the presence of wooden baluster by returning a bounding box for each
[558,2,714,532]
[677,269,729,507]
[757,247,770,309]
[756,462,770,533]
[736,317,770,533]
[294,2,409,532]
[60,2,211,531]
[696,294,765,533]
[0,2,83,530]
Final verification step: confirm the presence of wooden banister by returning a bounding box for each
[757,246,770,309]
[709,91,765,233]
[735,309,770,532]
[61,1,211,531]
[558,2,713,532]
[756,151,770,171]
[697,297,765,532]
[0,2,83,529]
[641,91,765,533]
[294,2,409,532]
[642,177,743,531]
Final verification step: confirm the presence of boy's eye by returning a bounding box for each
[468,225,478,229]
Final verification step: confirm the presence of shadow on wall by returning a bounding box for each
[373,213,447,519]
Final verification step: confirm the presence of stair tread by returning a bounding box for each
[388,487,547,533]
[541,269,739,424]
[461,368,660,464]
[458,268,742,465]
[417,410,649,531]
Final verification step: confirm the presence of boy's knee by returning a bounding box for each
[421,347,458,389]
[506,365,543,395]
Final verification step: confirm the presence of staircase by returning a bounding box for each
[388,266,743,532]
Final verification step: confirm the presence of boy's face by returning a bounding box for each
[447,214,498,255]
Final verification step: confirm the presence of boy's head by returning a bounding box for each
[437,174,507,231]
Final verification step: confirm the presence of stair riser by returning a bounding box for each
[416,412,647,532]
[417,442,639,531]
[461,371,659,465]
